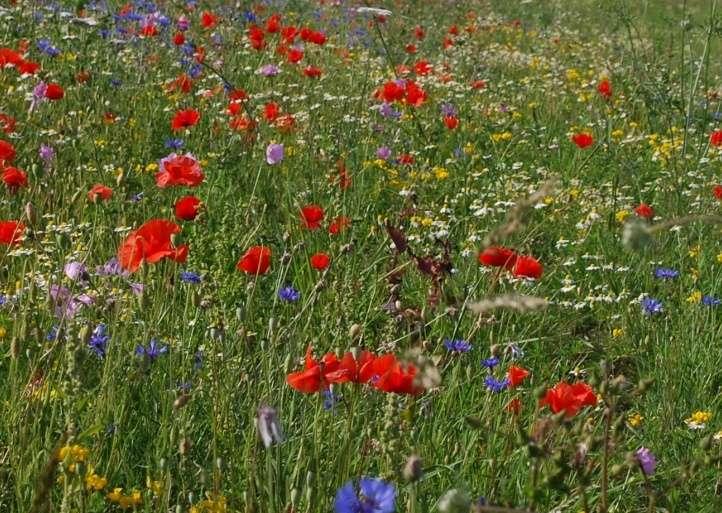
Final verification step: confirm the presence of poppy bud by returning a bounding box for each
[437,489,471,513]
[179,437,192,455]
[173,393,190,410]
[348,323,362,340]
[24,201,36,226]
[402,454,423,482]
[256,405,284,448]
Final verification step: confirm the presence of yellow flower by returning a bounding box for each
[107,488,124,503]
[685,410,712,429]
[686,290,702,304]
[0,326,6,338]
[58,444,89,464]
[611,129,624,139]
[568,187,580,200]
[611,327,624,338]
[433,167,449,180]
[147,477,163,496]
[716,252,722,263]
[145,162,158,173]
[192,496,228,513]
[463,142,475,155]
[420,217,433,227]
[688,245,701,258]
[85,471,108,492]
[615,210,630,223]
[627,412,643,428]
[543,195,554,205]
[491,131,513,143]
[565,68,580,82]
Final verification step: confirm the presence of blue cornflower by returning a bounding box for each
[164,137,184,150]
[654,267,679,280]
[0,295,7,307]
[641,297,663,315]
[180,270,202,284]
[443,339,472,353]
[135,339,168,361]
[278,286,300,302]
[484,375,509,393]
[334,477,396,513]
[37,39,60,57]
[243,10,257,23]
[323,389,342,411]
[88,324,109,358]
[702,295,721,307]
[481,356,500,369]
[109,78,122,88]
[130,192,144,202]
[46,325,59,341]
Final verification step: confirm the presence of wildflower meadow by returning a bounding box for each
[2,0,722,512]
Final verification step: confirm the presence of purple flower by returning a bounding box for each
[702,295,721,307]
[96,257,128,277]
[440,102,457,117]
[39,144,55,163]
[30,81,48,111]
[278,285,300,302]
[49,285,94,319]
[135,339,168,361]
[635,447,656,476]
[379,102,400,120]
[129,283,144,296]
[64,261,88,282]
[653,267,679,280]
[334,477,396,513]
[259,64,280,77]
[376,146,391,160]
[266,143,284,165]
[481,356,499,369]
[177,15,189,31]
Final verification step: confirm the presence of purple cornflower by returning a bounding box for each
[379,102,401,120]
[484,375,509,393]
[278,286,300,302]
[323,389,342,411]
[37,39,60,57]
[266,143,284,165]
[440,102,457,117]
[96,257,128,277]
[88,324,109,358]
[635,447,656,476]
[481,356,500,369]
[443,339,472,353]
[334,477,396,513]
[39,144,55,163]
[129,282,144,296]
[653,267,679,280]
[259,64,280,77]
[135,339,168,361]
[376,146,391,160]
[641,297,663,315]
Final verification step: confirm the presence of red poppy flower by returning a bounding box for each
[17,60,40,75]
[171,109,200,131]
[0,114,16,134]
[264,102,280,122]
[571,132,594,149]
[404,80,427,107]
[713,185,722,200]
[398,153,415,165]
[414,26,425,39]
[173,32,185,45]
[512,255,543,280]
[0,48,23,67]
[478,246,517,268]
[634,203,654,219]
[300,28,326,45]
[248,25,265,50]
[540,382,597,417]
[372,357,422,395]
[174,195,202,221]
[266,13,281,33]
[329,216,351,235]
[505,397,522,415]
[507,365,530,388]
[237,245,272,275]
[471,79,487,90]
[405,44,417,54]
[141,24,159,37]
[44,83,64,100]
[201,11,218,29]
[88,184,112,202]
[710,130,722,147]
[310,252,330,271]
[286,346,335,393]
[300,204,324,230]
[229,115,256,132]
[325,350,375,384]
[155,153,204,188]
[281,25,298,43]
[303,65,322,78]
[379,81,405,103]
[118,219,188,273]
[0,220,24,245]
[597,79,612,99]
[0,140,16,163]
[443,115,459,130]
[287,47,303,63]
[414,60,432,75]
[2,166,27,189]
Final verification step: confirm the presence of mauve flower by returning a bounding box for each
[49,285,94,318]
[96,257,128,277]
[256,405,284,448]
[30,81,47,111]
[39,144,55,162]
[376,146,391,160]
[177,15,189,31]
[64,261,88,282]
[259,64,280,77]
[266,143,284,165]
[635,447,656,476]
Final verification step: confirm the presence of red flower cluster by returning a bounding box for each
[286,347,423,395]
[0,139,16,164]
[118,219,188,273]
[478,247,544,280]
[0,46,40,75]
[375,79,427,107]
[540,382,597,417]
